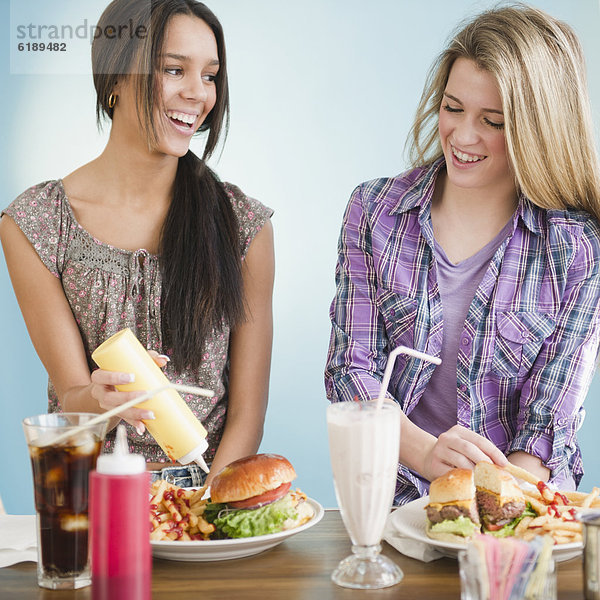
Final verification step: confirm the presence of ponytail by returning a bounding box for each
[160,151,244,370]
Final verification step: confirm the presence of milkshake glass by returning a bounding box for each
[327,400,403,589]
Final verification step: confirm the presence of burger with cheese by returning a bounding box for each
[204,453,314,538]
[425,468,481,543]
[474,462,533,536]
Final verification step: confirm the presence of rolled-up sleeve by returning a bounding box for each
[325,185,390,403]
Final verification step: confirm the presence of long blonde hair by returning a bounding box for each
[407,3,600,221]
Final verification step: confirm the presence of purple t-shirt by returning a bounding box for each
[409,219,513,436]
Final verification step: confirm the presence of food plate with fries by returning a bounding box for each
[149,481,324,561]
[390,496,582,562]
[390,463,600,563]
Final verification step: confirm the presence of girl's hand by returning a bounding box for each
[89,351,168,434]
[89,369,153,434]
[421,424,507,482]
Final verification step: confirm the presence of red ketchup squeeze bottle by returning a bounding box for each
[90,425,151,600]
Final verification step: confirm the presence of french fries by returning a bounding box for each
[582,487,600,508]
[506,463,600,508]
[504,463,540,487]
[513,477,600,545]
[487,463,600,545]
[149,480,215,541]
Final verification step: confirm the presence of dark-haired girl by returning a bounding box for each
[0,0,274,486]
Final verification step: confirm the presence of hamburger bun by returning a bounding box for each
[474,462,523,501]
[425,521,477,544]
[429,468,475,504]
[210,453,297,503]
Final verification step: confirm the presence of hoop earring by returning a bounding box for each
[108,93,117,109]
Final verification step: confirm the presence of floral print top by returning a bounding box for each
[3,179,273,465]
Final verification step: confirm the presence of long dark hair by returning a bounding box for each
[92,0,244,370]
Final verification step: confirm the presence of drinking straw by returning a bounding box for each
[473,538,490,600]
[376,345,441,410]
[501,539,529,600]
[497,540,512,600]
[523,536,553,600]
[484,536,501,600]
[466,535,552,600]
[39,383,214,447]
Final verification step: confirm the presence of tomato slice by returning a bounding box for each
[228,482,292,510]
[484,523,505,531]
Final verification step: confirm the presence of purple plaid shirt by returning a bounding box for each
[325,159,600,505]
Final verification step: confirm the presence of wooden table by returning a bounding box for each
[0,510,585,599]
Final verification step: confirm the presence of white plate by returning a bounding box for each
[390,496,582,562]
[151,498,324,561]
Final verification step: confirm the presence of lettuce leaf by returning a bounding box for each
[429,515,479,537]
[204,493,299,538]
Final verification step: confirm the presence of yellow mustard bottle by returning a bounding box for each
[91,328,209,472]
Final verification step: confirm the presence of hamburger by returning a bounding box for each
[204,453,314,538]
[425,468,481,543]
[474,462,533,537]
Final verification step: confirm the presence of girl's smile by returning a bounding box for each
[438,57,514,197]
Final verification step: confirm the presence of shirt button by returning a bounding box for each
[460,384,467,393]
[461,337,470,346]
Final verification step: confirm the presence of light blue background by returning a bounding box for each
[1,0,599,514]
